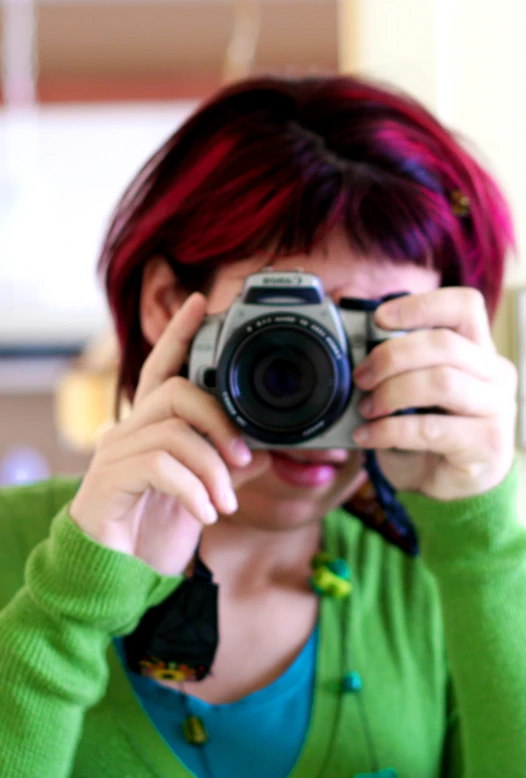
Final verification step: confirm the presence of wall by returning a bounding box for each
[0,0,339,102]
[0,103,196,347]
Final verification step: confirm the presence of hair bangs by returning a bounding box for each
[339,173,458,272]
[167,143,350,268]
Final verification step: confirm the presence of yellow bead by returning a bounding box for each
[310,568,353,598]
[183,715,208,745]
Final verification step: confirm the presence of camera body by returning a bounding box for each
[188,270,409,449]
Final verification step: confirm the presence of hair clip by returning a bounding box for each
[450,189,471,217]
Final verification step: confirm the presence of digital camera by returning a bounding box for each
[188,270,409,449]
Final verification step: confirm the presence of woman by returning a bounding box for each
[0,74,523,778]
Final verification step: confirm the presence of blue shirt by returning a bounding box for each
[116,626,318,778]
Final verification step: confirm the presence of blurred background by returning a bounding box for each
[0,0,525,504]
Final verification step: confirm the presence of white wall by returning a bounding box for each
[0,102,196,347]
[356,0,439,111]
[452,1,526,287]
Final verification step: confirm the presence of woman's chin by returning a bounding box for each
[232,451,367,530]
[230,499,326,531]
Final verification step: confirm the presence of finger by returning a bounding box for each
[114,377,252,468]
[358,366,502,420]
[134,487,203,577]
[99,419,239,515]
[230,450,272,489]
[135,292,207,406]
[352,413,507,458]
[355,328,499,391]
[104,450,219,526]
[375,287,495,351]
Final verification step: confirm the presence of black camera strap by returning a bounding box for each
[343,449,419,557]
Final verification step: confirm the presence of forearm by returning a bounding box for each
[0,505,180,778]
[0,591,110,777]
[400,459,526,778]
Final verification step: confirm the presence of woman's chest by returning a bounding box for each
[162,586,319,704]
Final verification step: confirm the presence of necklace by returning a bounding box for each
[177,522,399,778]
[179,687,216,778]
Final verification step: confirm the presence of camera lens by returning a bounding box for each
[253,351,314,409]
[216,314,351,445]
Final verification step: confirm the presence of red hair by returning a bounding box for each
[98,74,515,403]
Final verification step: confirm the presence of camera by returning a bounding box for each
[188,270,409,449]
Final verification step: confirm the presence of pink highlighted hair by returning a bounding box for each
[98,75,515,403]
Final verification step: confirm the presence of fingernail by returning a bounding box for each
[231,437,252,465]
[222,488,238,513]
[202,503,218,524]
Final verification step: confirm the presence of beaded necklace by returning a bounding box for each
[177,518,398,778]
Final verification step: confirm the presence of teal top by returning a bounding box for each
[0,461,525,777]
[114,626,317,778]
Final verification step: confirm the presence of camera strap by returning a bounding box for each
[344,449,419,557]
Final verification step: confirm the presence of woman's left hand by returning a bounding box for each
[352,287,518,501]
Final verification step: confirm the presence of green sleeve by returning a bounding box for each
[0,501,181,778]
[399,458,526,778]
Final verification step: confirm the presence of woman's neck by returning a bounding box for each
[200,517,323,595]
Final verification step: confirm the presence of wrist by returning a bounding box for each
[398,456,521,576]
[26,503,182,635]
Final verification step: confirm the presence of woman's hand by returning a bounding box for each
[69,293,270,575]
[352,287,518,501]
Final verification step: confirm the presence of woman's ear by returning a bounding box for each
[140,256,189,347]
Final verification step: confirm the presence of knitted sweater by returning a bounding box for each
[0,462,524,777]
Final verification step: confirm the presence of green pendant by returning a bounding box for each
[183,715,208,745]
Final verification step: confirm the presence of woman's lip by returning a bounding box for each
[275,449,349,464]
[270,452,341,488]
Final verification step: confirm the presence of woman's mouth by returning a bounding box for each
[270,450,347,488]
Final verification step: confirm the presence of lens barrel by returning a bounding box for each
[216,313,352,444]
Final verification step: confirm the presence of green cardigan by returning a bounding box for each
[0,462,525,778]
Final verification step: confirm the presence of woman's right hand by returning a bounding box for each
[69,293,270,576]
